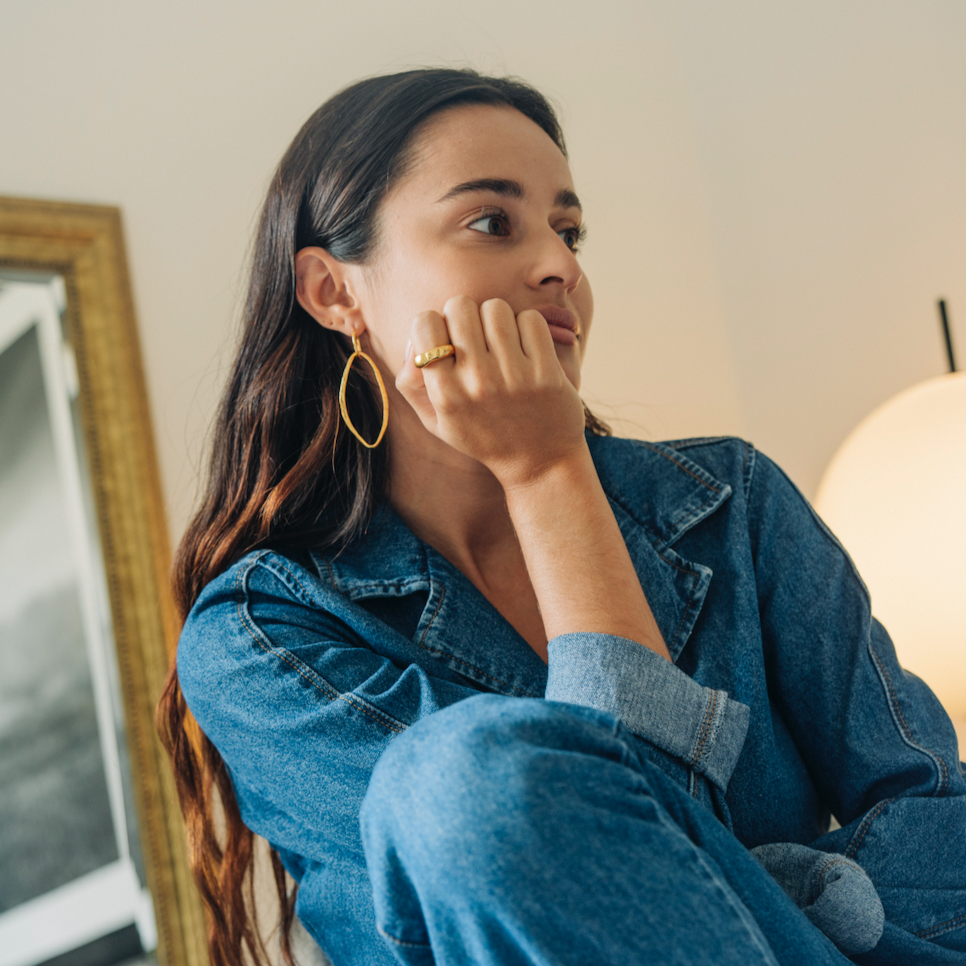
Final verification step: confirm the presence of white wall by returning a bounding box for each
[2,0,963,542]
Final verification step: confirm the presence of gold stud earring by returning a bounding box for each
[339,332,389,448]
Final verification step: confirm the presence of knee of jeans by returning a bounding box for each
[361,694,625,852]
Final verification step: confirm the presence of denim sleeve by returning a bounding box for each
[546,633,750,792]
[177,552,482,854]
[747,450,966,962]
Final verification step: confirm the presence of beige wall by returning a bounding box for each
[2,0,963,543]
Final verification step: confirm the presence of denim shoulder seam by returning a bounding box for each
[867,643,949,795]
[235,557,408,735]
[750,454,870,603]
[256,551,327,608]
[741,440,756,504]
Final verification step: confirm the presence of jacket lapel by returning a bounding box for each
[588,436,732,661]
[318,436,732,687]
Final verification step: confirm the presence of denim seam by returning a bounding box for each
[236,564,407,735]
[376,925,432,948]
[666,564,701,653]
[416,585,533,697]
[916,911,966,940]
[868,643,949,795]
[640,441,724,494]
[690,689,719,768]
[417,584,445,649]
[661,435,737,449]
[741,441,756,503]
[261,557,319,607]
[844,798,894,860]
[611,488,723,555]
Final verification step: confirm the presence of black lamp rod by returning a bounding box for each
[938,299,957,373]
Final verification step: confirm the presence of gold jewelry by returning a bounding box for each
[339,332,389,448]
[414,344,456,368]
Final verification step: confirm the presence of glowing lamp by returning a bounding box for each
[814,372,966,720]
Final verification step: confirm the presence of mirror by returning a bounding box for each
[0,198,207,966]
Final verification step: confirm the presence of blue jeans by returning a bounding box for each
[361,695,858,966]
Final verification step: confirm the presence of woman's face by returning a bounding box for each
[352,103,592,391]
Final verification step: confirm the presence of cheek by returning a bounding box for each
[577,278,593,349]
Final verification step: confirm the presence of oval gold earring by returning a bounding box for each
[339,332,389,448]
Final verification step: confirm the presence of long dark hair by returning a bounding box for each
[157,67,610,966]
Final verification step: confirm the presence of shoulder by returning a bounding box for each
[186,548,338,619]
[176,549,354,707]
[587,434,759,535]
[589,433,755,490]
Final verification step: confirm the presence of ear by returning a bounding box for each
[295,247,365,337]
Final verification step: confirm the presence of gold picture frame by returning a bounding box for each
[0,196,207,966]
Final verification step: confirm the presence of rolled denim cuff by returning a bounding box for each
[546,633,750,791]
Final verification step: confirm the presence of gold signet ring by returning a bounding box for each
[414,344,456,368]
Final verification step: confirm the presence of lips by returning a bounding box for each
[535,306,579,341]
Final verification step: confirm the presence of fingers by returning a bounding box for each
[394,309,452,431]
[410,309,455,371]
[479,298,523,366]
[395,297,561,418]
[516,308,557,374]
[441,295,488,359]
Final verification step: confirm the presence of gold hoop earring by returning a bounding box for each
[339,332,389,448]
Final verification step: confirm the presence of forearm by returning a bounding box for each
[502,443,671,660]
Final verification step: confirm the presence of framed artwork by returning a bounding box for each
[0,198,207,966]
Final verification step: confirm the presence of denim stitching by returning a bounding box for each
[417,584,445,649]
[741,441,756,503]
[868,644,949,795]
[665,563,701,652]
[640,442,723,493]
[262,558,317,606]
[844,798,893,860]
[607,488,720,555]
[376,926,433,948]
[237,561,407,734]
[690,689,718,768]
[916,911,966,940]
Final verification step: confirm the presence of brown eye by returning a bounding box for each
[468,213,510,236]
[558,225,586,253]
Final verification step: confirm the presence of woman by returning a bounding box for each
[160,68,966,966]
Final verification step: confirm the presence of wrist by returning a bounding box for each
[497,440,595,498]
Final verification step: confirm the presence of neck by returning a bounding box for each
[386,397,519,584]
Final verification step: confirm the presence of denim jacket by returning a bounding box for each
[178,435,966,963]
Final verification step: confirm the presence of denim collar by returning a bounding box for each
[312,436,732,696]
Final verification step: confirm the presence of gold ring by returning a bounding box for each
[414,344,456,368]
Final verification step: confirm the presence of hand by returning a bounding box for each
[395,296,588,487]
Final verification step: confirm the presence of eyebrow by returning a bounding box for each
[436,178,582,211]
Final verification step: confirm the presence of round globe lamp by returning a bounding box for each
[814,372,966,725]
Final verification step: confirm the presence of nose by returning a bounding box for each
[526,227,583,294]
